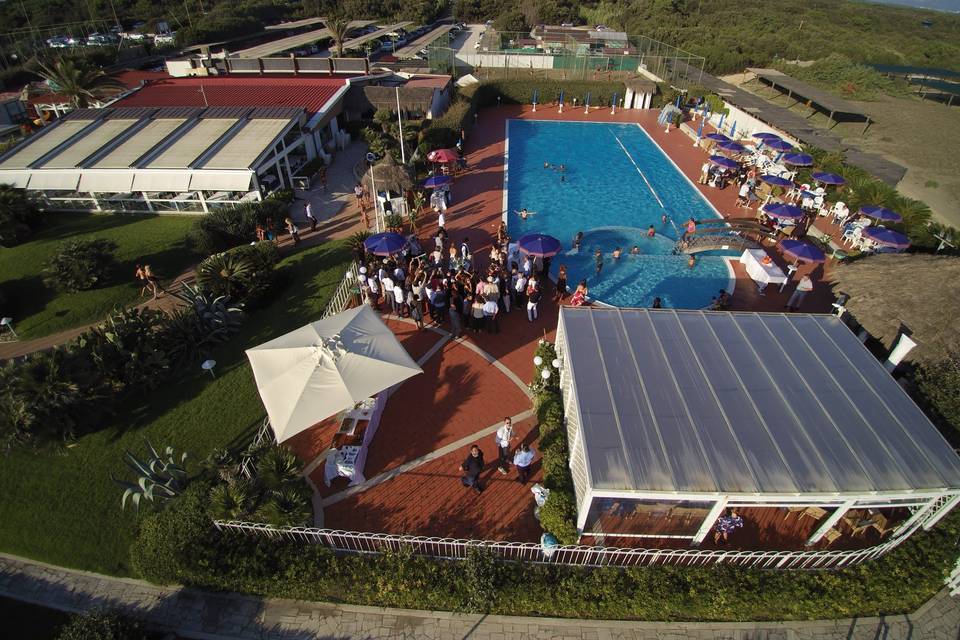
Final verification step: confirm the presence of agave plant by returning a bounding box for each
[347,230,372,260]
[196,251,255,298]
[256,445,303,490]
[163,282,244,366]
[208,479,254,521]
[203,447,238,483]
[114,439,188,513]
[254,486,313,527]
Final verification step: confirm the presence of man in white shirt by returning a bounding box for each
[495,417,515,474]
[513,443,535,483]
[381,273,394,312]
[786,275,813,311]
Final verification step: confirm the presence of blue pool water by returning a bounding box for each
[506,120,735,308]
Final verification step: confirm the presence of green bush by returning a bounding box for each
[188,200,289,256]
[75,307,171,392]
[196,241,281,308]
[774,54,911,101]
[55,609,145,640]
[161,285,244,367]
[43,238,117,292]
[0,184,41,246]
[916,351,960,444]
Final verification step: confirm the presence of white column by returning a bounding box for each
[885,334,918,372]
[624,88,634,110]
[644,92,653,109]
[142,192,154,212]
[693,498,728,545]
[807,500,856,545]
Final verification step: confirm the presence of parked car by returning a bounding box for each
[153,32,176,45]
[595,24,610,31]
[561,22,574,27]
[46,36,71,48]
[123,31,146,41]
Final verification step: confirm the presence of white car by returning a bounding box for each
[123,32,146,41]
[153,33,176,45]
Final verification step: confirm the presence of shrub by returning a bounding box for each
[195,241,280,308]
[55,609,145,640]
[188,200,289,255]
[256,445,303,490]
[916,351,960,442]
[538,489,580,545]
[254,486,312,527]
[75,307,170,391]
[43,238,116,292]
[162,284,244,366]
[208,479,255,521]
[0,184,41,246]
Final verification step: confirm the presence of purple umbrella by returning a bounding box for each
[423,175,452,189]
[517,233,562,257]
[708,155,739,170]
[762,203,805,220]
[812,171,846,186]
[782,153,814,166]
[706,133,730,142]
[717,140,747,154]
[863,226,910,248]
[752,132,781,140]
[363,232,408,256]
[859,205,902,223]
[764,138,795,152]
[759,174,794,188]
[778,239,826,263]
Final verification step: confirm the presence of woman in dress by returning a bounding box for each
[570,280,588,307]
[553,265,568,302]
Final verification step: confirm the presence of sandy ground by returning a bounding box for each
[719,74,960,229]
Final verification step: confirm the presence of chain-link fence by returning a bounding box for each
[427,29,705,89]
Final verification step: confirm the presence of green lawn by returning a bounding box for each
[0,213,197,339]
[0,240,351,575]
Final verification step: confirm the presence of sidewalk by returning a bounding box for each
[2,552,958,639]
[0,142,367,362]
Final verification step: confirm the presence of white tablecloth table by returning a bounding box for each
[739,249,786,293]
[322,384,396,487]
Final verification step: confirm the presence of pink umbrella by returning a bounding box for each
[427,148,458,163]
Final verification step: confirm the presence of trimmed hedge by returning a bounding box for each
[134,480,960,621]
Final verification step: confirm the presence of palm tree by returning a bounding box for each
[35,58,125,109]
[324,16,352,58]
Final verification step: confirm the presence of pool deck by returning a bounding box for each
[294,105,841,545]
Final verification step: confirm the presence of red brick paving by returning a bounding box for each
[322,415,544,541]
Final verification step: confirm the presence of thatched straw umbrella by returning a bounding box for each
[830,254,960,364]
[366,154,412,195]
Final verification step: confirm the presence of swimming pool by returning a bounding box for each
[505,120,735,308]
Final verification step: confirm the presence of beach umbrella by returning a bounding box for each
[717,140,747,154]
[763,138,794,152]
[423,175,452,189]
[363,232,408,256]
[859,205,903,223]
[705,133,729,142]
[517,233,562,257]
[762,203,805,220]
[782,153,814,166]
[246,306,422,443]
[559,89,564,105]
[708,155,739,170]
[729,121,737,139]
[778,239,826,264]
[811,171,846,186]
[696,118,704,138]
[863,226,911,249]
[717,112,725,131]
[675,95,682,108]
[753,132,781,140]
[427,148,458,163]
[759,174,794,188]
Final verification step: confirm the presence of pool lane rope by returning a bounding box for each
[610,130,666,210]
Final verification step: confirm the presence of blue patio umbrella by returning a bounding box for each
[729,121,737,139]
[517,233,562,257]
[717,140,747,154]
[708,155,739,169]
[558,89,564,105]
[782,153,814,166]
[696,118,704,138]
[532,88,539,104]
[759,174,794,188]
[717,112,726,131]
[752,132,781,140]
[863,226,910,248]
[859,205,903,223]
[585,91,591,107]
[705,133,730,142]
[778,239,826,263]
[363,232,408,256]
[763,138,794,152]
[423,175,452,189]
[675,95,682,108]
[762,203,805,220]
[811,171,846,186]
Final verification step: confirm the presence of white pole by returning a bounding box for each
[395,87,406,164]
[369,167,380,233]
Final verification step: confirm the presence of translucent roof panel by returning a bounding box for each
[42,119,139,169]
[146,118,236,169]
[201,119,289,170]
[558,307,960,496]
[0,121,96,169]
[93,119,186,169]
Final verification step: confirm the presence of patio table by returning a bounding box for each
[739,249,786,294]
[323,386,395,486]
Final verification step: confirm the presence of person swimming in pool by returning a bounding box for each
[612,247,622,260]
[630,245,640,255]
[647,225,656,238]
[516,208,536,220]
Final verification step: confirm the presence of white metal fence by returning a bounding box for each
[949,558,960,596]
[213,520,906,570]
[321,264,360,319]
[237,417,275,479]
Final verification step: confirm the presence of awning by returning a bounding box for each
[132,172,192,192]
[0,170,31,188]
[27,171,81,190]
[189,170,253,192]
[78,171,135,193]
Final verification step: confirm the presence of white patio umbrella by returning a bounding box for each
[246,305,422,443]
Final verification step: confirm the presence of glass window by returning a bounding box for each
[583,498,713,537]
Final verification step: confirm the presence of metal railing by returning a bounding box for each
[948,558,960,596]
[237,416,274,479]
[320,264,360,319]
[212,520,904,570]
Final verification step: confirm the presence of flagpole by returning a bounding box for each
[395,87,406,164]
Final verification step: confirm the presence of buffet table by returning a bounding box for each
[323,386,394,486]
[739,249,787,293]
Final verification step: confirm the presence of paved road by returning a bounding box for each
[395,25,453,59]
[2,552,959,639]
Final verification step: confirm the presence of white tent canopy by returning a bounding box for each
[246,306,422,443]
